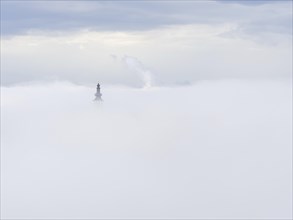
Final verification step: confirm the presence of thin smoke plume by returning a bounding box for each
[122,55,154,88]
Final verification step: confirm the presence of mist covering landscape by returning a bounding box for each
[2,80,292,218]
[1,0,292,219]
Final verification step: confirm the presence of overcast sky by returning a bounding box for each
[1,0,292,86]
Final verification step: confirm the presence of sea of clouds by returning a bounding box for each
[1,80,292,219]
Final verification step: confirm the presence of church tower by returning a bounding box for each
[94,83,102,101]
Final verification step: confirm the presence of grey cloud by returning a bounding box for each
[217,0,291,5]
[1,1,194,35]
[1,1,292,37]
[1,1,291,87]
[240,17,292,35]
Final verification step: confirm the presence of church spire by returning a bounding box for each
[94,83,102,101]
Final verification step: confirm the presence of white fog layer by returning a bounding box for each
[1,80,292,219]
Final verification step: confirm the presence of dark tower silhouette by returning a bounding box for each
[94,83,102,101]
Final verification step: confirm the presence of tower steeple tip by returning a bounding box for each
[94,82,102,101]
